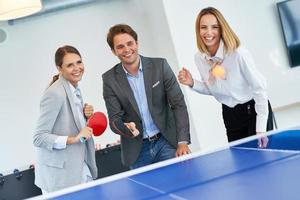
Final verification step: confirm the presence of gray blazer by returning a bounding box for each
[33,76,97,192]
[102,56,190,166]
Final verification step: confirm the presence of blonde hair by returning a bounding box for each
[195,7,240,54]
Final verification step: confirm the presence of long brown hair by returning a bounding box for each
[195,7,240,55]
[49,45,81,86]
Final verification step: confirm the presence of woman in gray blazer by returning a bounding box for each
[33,45,97,193]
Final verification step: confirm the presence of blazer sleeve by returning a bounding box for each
[102,74,135,138]
[33,88,64,151]
[162,58,191,143]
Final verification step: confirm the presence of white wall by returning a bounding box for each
[162,0,300,150]
[133,0,201,152]
[274,103,300,128]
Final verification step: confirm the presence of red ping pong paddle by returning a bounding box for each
[87,112,108,136]
[80,112,108,143]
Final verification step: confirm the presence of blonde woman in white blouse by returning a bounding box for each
[178,7,273,147]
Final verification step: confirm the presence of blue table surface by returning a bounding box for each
[51,146,300,200]
[172,154,300,200]
[237,129,300,150]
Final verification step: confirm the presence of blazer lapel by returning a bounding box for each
[60,76,82,131]
[115,64,141,118]
[141,56,153,113]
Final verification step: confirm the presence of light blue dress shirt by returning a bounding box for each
[123,61,160,139]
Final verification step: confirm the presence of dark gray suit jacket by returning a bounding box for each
[102,56,190,166]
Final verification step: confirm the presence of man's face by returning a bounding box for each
[112,33,139,67]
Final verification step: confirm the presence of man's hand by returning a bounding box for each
[124,122,140,137]
[176,143,191,157]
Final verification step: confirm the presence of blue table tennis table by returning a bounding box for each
[31,128,300,200]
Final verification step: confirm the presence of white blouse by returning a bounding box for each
[192,40,269,132]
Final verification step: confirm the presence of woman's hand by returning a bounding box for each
[67,127,93,144]
[257,132,269,148]
[77,126,93,142]
[178,67,194,87]
[84,103,94,119]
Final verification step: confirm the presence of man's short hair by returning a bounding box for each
[107,24,138,49]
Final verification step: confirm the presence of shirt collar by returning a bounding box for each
[122,57,143,76]
[200,39,225,62]
[68,81,78,94]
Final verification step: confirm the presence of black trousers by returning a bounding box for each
[222,100,274,142]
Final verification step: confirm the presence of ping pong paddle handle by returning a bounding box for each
[78,126,94,143]
[124,122,140,137]
[80,137,86,143]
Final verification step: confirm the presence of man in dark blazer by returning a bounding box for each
[102,24,191,169]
